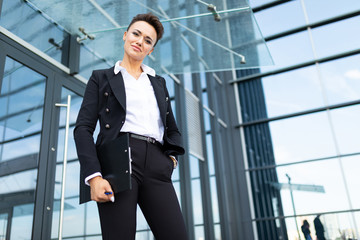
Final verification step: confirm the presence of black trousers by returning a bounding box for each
[97,136,188,240]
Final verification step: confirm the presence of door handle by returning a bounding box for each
[55,95,71,240]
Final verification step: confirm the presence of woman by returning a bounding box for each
[74,13,188,240]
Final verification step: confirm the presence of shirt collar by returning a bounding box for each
[114,60,156,77]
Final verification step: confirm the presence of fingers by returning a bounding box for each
[89,177,115,203]
[104,184,115,202]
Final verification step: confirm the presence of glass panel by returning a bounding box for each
[311,16,360,59]
[269,112,337,164]
[24,0,273,73]
[303,0,360,24]
[0,213,7,240]
[249,0,273,8]
[254,1,305,37]
[194,225,205,240]
[190,155,200,179]
[210,177,220,223]
[78,45,112,80]
[192,179,204,225]
[262,66,324,117]
[214,224,221,240]
[330,105,360,155]
[0,57,46,239]
[51,87,101,238]
[135,231,155,240]
[260,31,314,72]
[319,54,360,106]
[0,0,67,63]
[276,159,350,216]
[342,155,360,210]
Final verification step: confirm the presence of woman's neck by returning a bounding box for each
[120,56,143,79]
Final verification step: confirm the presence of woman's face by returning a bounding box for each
[123,21,157,62]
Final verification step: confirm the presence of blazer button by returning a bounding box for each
[165,97,169,101]
[105,108,110,113]
[166,111,169,115]
[104,92,109,97]
[166,127,168,130]
[105,124,110,129]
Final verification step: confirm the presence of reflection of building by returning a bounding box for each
[1,0,360,240]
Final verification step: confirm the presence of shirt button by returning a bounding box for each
[104,92,109,97]
[105,108,110,113]
[105,124,110,129]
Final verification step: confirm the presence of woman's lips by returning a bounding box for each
[131,45,141,52]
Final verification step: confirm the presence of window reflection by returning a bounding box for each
[311,16,360,59]
[254,1,305,37]
[319,54,360,106]
[276,159,350,216]
[262,66,324,117]
[0,0,66,63]
[260,31,313,72]
[51,87,102,238]
[0,213,7,240]
[303,0,360,24]
[269,112,336,164]
[330,105,360,155]
[0,57,45,239]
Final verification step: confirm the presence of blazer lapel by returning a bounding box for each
[107,68,126,111]
[148,75,166,124]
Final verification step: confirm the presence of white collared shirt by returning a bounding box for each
[114,60,164,143]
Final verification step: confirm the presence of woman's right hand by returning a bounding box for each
[89,176,115,203]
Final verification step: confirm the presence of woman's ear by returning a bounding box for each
[123,31,127,42]
[148,47,154,55]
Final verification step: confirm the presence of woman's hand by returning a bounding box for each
[89,176,115,203]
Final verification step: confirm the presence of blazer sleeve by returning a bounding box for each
[73,71,102,180]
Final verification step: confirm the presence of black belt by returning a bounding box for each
[130,133,158,144]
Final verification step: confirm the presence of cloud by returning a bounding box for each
[344,69,360,80]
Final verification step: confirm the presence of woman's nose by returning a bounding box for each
[136,37,143,46]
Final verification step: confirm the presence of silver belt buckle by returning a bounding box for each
[147,137,155,144]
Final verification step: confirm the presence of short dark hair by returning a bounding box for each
[127,13,164,46]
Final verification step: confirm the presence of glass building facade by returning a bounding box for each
[1,0,360,239]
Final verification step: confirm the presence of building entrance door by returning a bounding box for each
[0,32,101,239]
[0,55,48,240]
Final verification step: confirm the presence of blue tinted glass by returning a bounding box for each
[330,105,360,155]
[206,133,215,175]
[190,155,200,178]
[79,46,112,80]
[342,155,360,209]
[261,31,313,72]
[262,65,324,117]
[192,179,204,224]
[269,112,337,164]
[319,54,360,106]
[303,0,360,23]
[311,16,360,59]
[254,1,305,37]
[0,0,66,63]
[276,159,350,216]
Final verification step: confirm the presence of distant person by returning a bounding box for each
[314,215,326,240]
[301,220,313,240]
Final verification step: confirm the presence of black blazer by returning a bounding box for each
[74,66,185,201]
